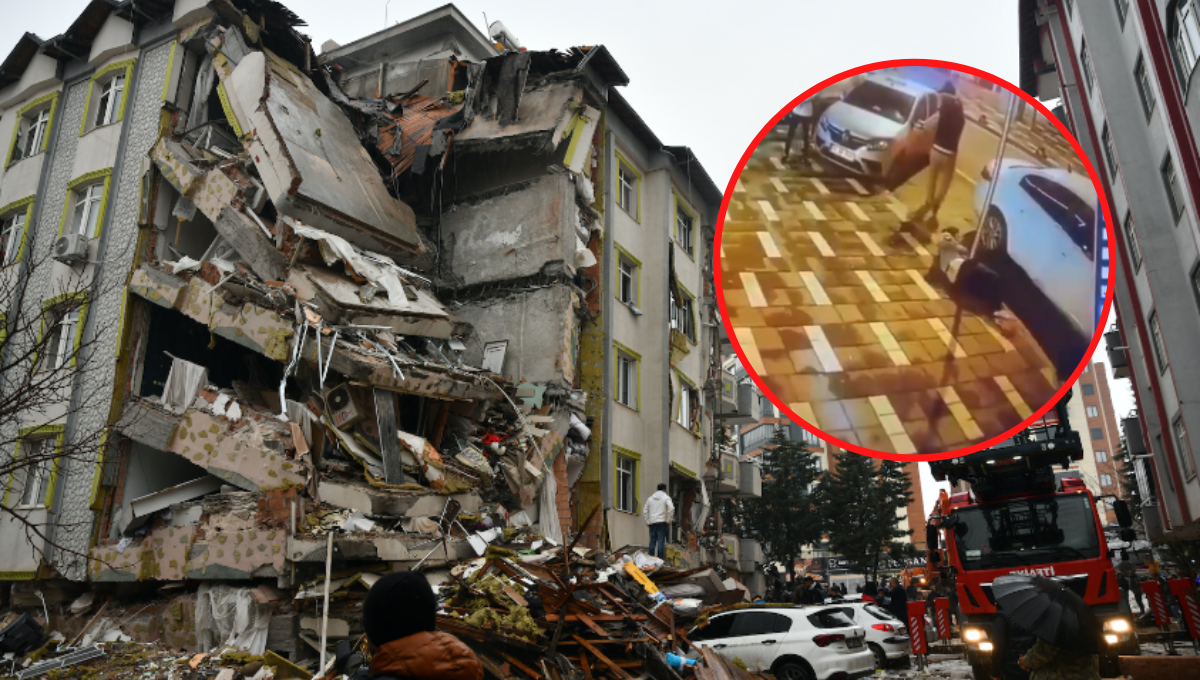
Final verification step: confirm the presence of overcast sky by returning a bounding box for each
[5,0,1133,520]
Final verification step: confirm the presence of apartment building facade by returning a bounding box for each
[1078,360,1129,524]
[1016,0,1200,541]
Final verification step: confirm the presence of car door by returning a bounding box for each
[911,94,938,155]
[719,611,792,671]
[1016,174,1096,334]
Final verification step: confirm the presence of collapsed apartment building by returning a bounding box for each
[0,0,768,655]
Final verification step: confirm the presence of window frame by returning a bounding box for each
[57,168,114,240]
[614,448,641,513]
[615,342,641,411]
[1149,311,1169,374]
[1082,383,1096,396]
[1096,450,1109,463]
[1161,153,1186,222]
[80,59,137,136]
[1124,212,1143,272]
[672,281,698,344]
[1091,427,1104,441]
[1087,405,1100,418]
[673,190,699,260]
[1174,415,1196,481]
[4,91,59,167]
[675,371,701,436]
[1081,38,1095,93]
[614,150,642,222]
[1101,473,1114,487]
[3,425,65,510]
[1190,261,1200,315]
[1175,0,1200,86]
[1101,124,1118,178]
[35,292,90,373]
[0,196,35,267]
[1134,54,1156,119]
[614,243,641,308]
[1116,0,1129,26]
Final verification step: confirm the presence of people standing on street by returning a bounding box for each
[1130,577,1146,616]
[794,576,825,605]
[885,577,908,622]
[1117,574,1132,615]
[783,98,814,164]
[641,483,674,560]
[906,581,920,601]
[992,605,1035,680]
[903,81,966,228]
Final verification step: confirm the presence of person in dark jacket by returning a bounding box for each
[992,606,1035,680]
[906,81,966,226]
[349,571,483,680]
[885,577,908,622]
[795,576,826,605]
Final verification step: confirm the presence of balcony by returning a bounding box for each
[721,533,740,565]
[704,451,740,494]
[738,460,762,498]
[738,538,764,574]
[1122,416,1147,456]
[1106,329,1129,379]
[714,375,761,426]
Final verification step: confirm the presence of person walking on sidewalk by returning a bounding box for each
[642,483,674,559]
[904,81,966,228]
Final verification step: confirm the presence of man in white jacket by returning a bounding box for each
[642,483,674,559]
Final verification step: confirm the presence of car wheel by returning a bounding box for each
[774,660,815,680]
[977,207,1008,262]
[868,643,888,669]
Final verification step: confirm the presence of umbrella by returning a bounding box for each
[991,574,1103,655]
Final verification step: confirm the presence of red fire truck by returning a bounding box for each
[926,391,1139,679]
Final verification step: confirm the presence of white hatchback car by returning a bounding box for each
[973,159,1100,340]
[826,601,912,668]
[815,74,941,179]
[686,606,874,680]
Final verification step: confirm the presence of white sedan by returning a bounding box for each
[687,606,874,680]
[826,601,912,668]
[972,159,1100,340]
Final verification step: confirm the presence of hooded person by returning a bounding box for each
[358,571,483,680]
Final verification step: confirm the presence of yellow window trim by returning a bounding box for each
[672,189,700,260]
[0,195,36,264]
[614,149,642,223]
[673,369,700,435]
[613,340,641,412]
[670,461,698,480]
[161,41,178,103]
[612,445,642,512]
[58,168,114,239]
[0,312,7,347]
[613,241,642,307]
[5,90,60,167]
[674,278,699,346]
[33,291,90,371]
[114,287,129,358]
[4,424,66,509]
[79,57,138,137]
[561,107,592,169]
[89,428,110,510]
[217,83,244,138]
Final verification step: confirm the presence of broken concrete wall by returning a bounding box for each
[165,409,304,492]
[455,286,580,386]
[440,174,580,290]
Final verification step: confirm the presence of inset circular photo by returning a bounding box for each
[716,60,1115,460]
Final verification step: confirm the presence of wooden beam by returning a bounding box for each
[572,636,634,680]
[499,651,543,679]
[374,388,405,485]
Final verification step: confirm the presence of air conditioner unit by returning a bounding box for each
[52,234,88,265]
[326,384,366,430]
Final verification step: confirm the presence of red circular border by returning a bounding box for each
[714,58,1117,463]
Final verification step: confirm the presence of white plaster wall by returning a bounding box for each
[609,510,644,551]
[74,111,123,178]
[0,511,47,574]
[172,0,215,26]
[0,54,61,111]
[88,16,136,67]
[0,155,45,207]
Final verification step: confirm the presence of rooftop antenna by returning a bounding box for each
[385,0,392,28]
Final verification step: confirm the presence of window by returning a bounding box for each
[1082,383,1095,396]
[1083,364,1090,373]
[1,210,27,266]
[618,254,638,306]
[1101,473,1114,487]
[1135,55,1156,117]
[842,80,917,125]
[15,439,53,508]
[615,454,637,512]
[1162,153,1185,222]
[1124,213,1143,272]
[1101,125,1118,178]
[1081,39,1095,93]
[1116,0,1129,25]
[1174,0,1200,83]
[1150,311,1169,373]
[741,424,778,453]
[94,74,125,128]
[1091,427,1104,440]
[1018,175,1094,258]
[1065,0,1073,16]
[72,183,104,239]
[616,350,638,409]
[42,308,79,372]
[1192,262,1200,313]
[1087,406,1100,418]
[617,160,638,219]
[11,108,51,165]
[1096,450,1109,463]
[735,612,792,636]
[691,613,738,642]
[671,290,696,343]
[808,609,857,629]
[677,381,700,432]
[1175,416,1195,480]
[676,204,695,258]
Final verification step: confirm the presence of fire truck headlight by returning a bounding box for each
[979,642,994,652]
[964,628,984,642]
[1105,619,1131,633]
[1104,634,1119,645]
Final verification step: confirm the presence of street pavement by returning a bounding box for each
[720,80,1089,455]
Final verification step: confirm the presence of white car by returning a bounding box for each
[973,159,1100,340]
[827,601,911,668]
[687,606,874,680]
[815,74,941,179]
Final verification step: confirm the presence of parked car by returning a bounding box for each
[973,159,1099,340]
[686,605,874,680]
[815,74,941,179]
[825,601,911,668]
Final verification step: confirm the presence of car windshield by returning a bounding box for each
[1019,174,1096,259]
[842,81,916,125]
[808,609,856,629]
[952,494,1101,570]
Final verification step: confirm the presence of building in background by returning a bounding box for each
[1015,0,1200,541]
[1079,360,1128,524]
